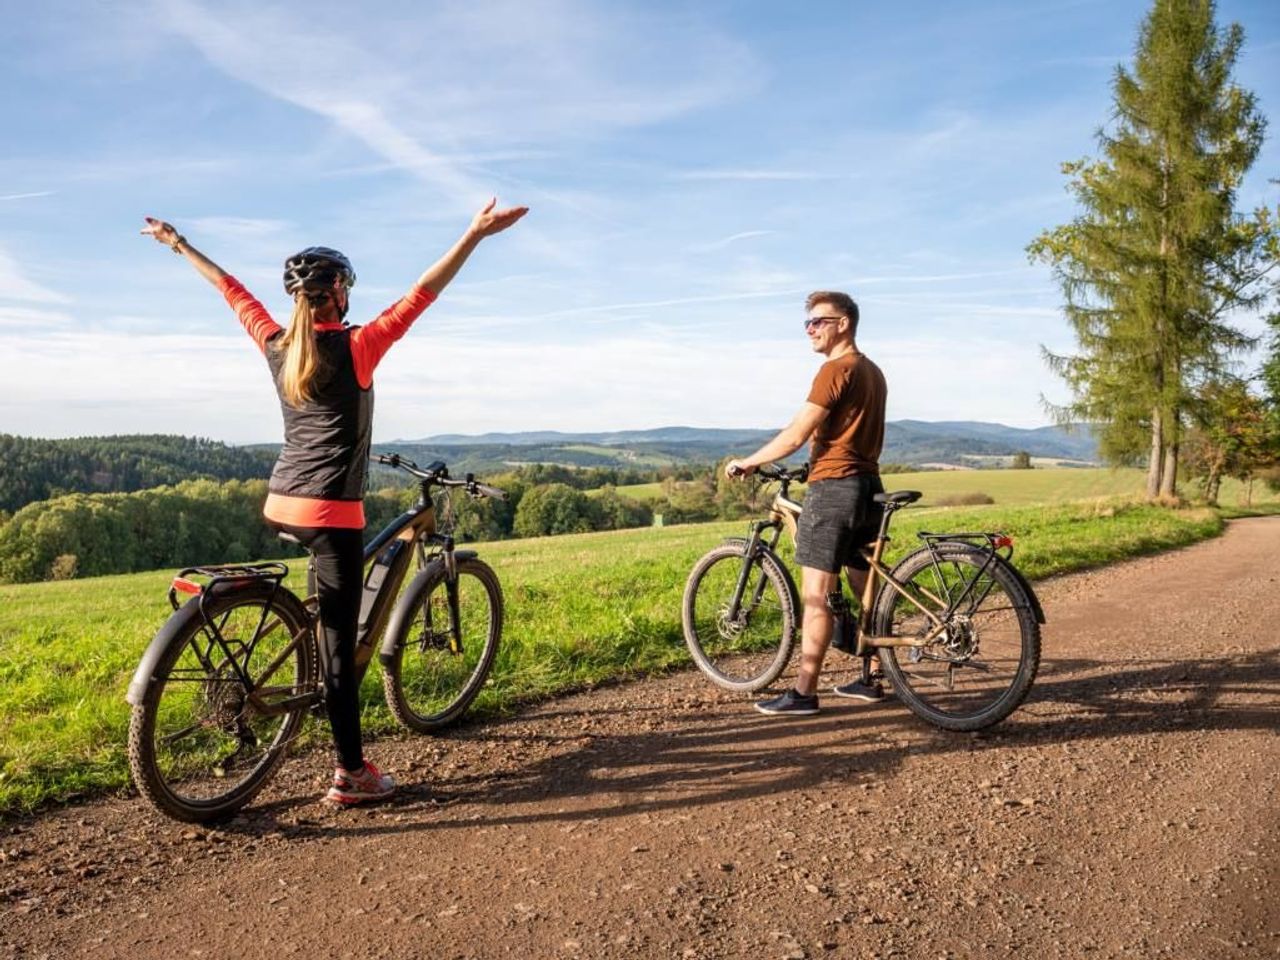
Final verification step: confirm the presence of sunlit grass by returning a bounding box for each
[0,492,1267,817]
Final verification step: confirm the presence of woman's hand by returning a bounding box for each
[140,217,182,248]
[467,198,529,240]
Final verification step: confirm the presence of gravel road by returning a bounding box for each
[3,517,1277,960]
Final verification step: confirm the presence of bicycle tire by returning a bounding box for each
[871,544,1040,731]
[128,582,314,822]
[682,544,797,692]
[382,557,503,732]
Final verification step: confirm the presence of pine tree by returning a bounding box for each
[1028,0,1275,498]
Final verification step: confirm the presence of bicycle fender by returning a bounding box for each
[126,582,311,706]
[996,554,1046,624]
[126,599,204,706]
[882,545,1045,626]
[378,559,446,664]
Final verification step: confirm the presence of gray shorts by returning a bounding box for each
[794,475,885,574]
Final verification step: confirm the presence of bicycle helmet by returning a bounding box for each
[282,246,356,296]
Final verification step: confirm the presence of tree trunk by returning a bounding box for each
[1205,469,1221,505]
[1160,437,1179,499]
[1147,408,1164,499]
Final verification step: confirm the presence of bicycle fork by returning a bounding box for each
[727,522,784,623]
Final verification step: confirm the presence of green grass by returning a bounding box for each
[611,466,1273,509]
[0,491,1263,818]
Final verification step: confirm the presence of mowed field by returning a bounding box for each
[610,466,1270,507]
[1,468,1276,817]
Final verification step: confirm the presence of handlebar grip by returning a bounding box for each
[727,464,746,478]
[473,483,508,501]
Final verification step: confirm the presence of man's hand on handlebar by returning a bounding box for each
[725,459,756,480]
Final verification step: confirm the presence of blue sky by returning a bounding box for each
[2,0,1277,443]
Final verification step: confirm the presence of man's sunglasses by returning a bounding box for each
[803,315,843,330]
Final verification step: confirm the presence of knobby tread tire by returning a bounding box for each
[681,543,797,692]
[871,544,1040,731]
[128,582,313,823]
[382,557,503,733]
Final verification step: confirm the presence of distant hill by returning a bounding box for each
[0,423,1097,516]
[386,422,1098,474]
[0,435,275,514]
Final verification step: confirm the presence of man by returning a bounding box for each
[725,291,887,716]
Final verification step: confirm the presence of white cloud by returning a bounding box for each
[154,0,756,208]
[0,248,72,304]
[0,191,55,202]
[686,230,774,254]
[0,325,1059,441]
[673,169,836,182]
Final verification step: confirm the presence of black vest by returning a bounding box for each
[264,327,373,502]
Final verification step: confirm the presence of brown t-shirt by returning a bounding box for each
[806,351,887,481]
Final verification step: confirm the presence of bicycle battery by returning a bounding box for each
[827,590,859,656]
[359,540,405,634]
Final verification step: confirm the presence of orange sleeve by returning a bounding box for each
[350,286,437,388]
[219,275,283,354]
[806,361,845,410]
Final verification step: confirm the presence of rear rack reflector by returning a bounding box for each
[172,577,203,596]
[993,535,1013,549]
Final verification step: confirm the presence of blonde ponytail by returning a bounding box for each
[275,295,320,406]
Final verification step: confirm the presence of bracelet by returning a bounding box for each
[169,235,186,254]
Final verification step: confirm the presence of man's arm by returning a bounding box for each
[725,402,827,478]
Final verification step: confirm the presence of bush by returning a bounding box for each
[48,553,78,581]
[935,492,996,506]
[513,483,601,537]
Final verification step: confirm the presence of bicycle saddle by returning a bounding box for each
[874,490,923,505]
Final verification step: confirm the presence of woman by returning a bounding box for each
[141,199,527,805]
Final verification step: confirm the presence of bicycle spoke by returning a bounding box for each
[879,547,1038,729]
[683,547,795,691]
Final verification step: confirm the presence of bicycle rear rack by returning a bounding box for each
[917,531,1014,558]
[168,561,290,611]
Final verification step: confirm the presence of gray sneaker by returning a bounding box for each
[754,689,820,716]
[831,678,885,702]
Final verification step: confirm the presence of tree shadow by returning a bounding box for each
[239,648,1278,839]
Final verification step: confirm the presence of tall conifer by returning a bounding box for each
[1029,0,1273,497]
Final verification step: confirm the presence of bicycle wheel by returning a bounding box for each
[128,583,314,822]
[872,544,1040,731]
[682,544,797,692]
[382,557,503,732]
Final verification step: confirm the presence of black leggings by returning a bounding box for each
[272,523,365,771]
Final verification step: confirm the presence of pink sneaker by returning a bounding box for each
[325,759,396,805]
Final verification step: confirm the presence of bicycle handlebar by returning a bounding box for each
[372,453,508,501]
[753,462,809,484]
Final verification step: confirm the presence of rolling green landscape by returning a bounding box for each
[3,474,1275,818]
[610,467,1272,508]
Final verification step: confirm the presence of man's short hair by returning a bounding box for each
[805,291,859,338]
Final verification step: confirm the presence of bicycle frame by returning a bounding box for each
[730,475,1024,657]
[144,463,478,712]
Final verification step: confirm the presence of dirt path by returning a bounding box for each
[3,517,1278,960]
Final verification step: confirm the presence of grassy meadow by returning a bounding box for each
[610,466,1273,508]
[1,471,1276,816]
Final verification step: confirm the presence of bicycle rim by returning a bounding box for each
[384,559,502,731]
[682,546,796,692]
[130,591,312,821]
[875,547,1039,731]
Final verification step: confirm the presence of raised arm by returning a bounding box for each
[349,198,528,386]
[414,198,528,296]
[140,217,228,287]
[726,403,828,478]
[141,217,281,352]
